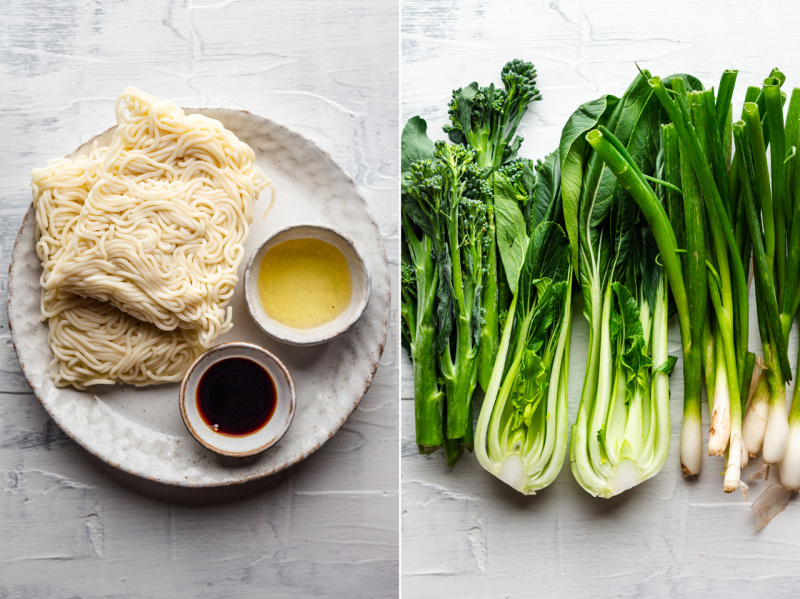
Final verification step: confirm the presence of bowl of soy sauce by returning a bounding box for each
[179,342,296,457]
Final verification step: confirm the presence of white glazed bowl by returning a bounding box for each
[179,342,296,457]
[244,224,371,345]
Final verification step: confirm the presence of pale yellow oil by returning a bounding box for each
[257,238,353,329]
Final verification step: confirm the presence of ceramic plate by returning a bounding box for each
[7,108,390,487]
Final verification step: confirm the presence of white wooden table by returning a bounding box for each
[0,2,398,597]
[402,1,800,596]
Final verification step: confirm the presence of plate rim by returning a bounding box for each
[8,107,390,488]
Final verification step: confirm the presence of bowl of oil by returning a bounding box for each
[244,224,371,345]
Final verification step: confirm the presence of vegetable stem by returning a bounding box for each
[650,77,751,384]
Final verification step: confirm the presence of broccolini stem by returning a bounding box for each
[403,212,444,452]
[414,320,444,453]
[442,176,478,440]
[478,178,499,392]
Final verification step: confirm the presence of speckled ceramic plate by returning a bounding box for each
[7,108,390,487]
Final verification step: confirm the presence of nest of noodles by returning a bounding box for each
[30,89,268,388]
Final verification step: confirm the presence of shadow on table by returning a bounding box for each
[89,450,314,506]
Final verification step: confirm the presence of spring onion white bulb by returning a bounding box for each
[742,374,770,456]
[708,356,731,456]
[724,432,746,493]
[680,414,702,476]
[762,387,789,464]
[778,421,800,490]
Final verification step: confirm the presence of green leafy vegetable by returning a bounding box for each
[563,71,678,497]
[475,152,573,494]
[402,61,543,466]
[401,119,444,453]
[445,60,543,392]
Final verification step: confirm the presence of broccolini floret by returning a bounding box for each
[444,59,541,171]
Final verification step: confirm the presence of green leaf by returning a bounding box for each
[505,135,523,166]
[434,246,454,356]
[635,219,662,314]
[401,192,434,241]
[612,283,644,334]
[653,355,678,375]
[401,117,436,184]
[611,282,651,397]
[530,149,561,231]
[561,71,660,323]
[621,336,652,397]
[530,222,570,285]
[525,278,557,354]
[596,428,609,464]
[516,221,570,323]
[662,73,704,94]
[494,173,530,294]
[560,95,620,270]
[510,349,548,430]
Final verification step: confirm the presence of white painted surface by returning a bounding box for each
[0,1,398,596]
[401,1,800,596]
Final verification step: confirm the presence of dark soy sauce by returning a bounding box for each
[196,357,276,436]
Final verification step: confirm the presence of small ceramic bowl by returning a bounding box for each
[179,342,296,457]
[244,223,371,345]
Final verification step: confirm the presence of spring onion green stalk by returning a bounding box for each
[761,79,792,465]
[738,102,779,458]
[661,119,705,475]
[782,90,800,332]
[650,80,750,370]
[670,119,708,473]
[738,79,795,465]
[648,76,753,492]
[692,90,736,460]
[683,89,735,460]
[779,86,800,489]
[764,79,787,297]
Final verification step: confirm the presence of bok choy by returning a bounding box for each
[475,151,573,494]
[562,72,682,497]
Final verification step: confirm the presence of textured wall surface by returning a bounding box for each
[0,1,398,597]
[401,1,800,597]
